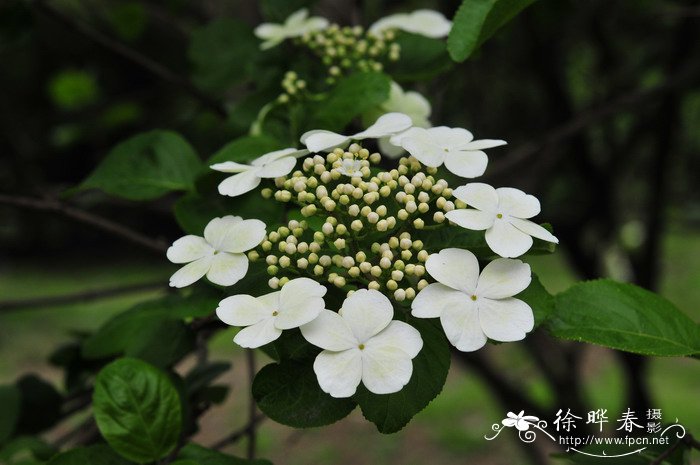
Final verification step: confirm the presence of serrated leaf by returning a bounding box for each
[516,273,554,326]
[252,360,356,428]
[78,130,201,200]
[93,358,182,464]
[353,318,450,433]
[547,279,700,356]
[447,0,536,62]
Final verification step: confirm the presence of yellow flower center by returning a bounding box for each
[358,343,365,350]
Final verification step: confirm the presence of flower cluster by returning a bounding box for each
[164,8,559,399]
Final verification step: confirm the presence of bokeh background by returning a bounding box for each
[1,0,699,464]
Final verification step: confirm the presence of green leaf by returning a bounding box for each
[178,443,273,465]
[547,279,700,356]
[447,0,536,62]
[310,72,391,131]
[0,386,20,444]
[183,362,231,396]
[0,437,57,463]
[47,444,135,465]
[252,360,356,428]
[189,19,258,94]
[207,135,282,165]
[353,318,450,433]
[48,69,99,111]
[78,130,201,200]
[385,33,453,81]
[260,0,317,22]
[517,273,555,326]
[93,358,182,464]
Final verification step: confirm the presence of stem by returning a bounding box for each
[246,349,257,459]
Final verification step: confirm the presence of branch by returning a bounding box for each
[246,350,257,459]
[210,414,266,450]
[0,281,165,312]
[0,194,168,254]
[31,0,226,117]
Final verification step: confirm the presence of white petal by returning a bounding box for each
[210,161,252,173]
[485,219,533,258]
[509,218,559,243]
[216,294,272,326]
[424,248,479,293]
[256,156,296,178]
[301,130,349,153]
[353,112,412,139]
[233,317,282,348]
[276,278,327,329]
[445,209,495,230]
[251,148,294,166]
[300,309,357,351]
[427,126,473,147]
[378,136,405,158]
[301,17,329,34]
[496,187,541,218]
[339,289,394,343]
[452,183,498,212]
[463,139,507,150]
[400,127,445,167]
[440,301,487,352]
[285,8,309,27]
[444,149,488,178]
[203,216,240,246]
[254,23,283,40]
[361,345,414,395]
[166,235,212,263]
[411,283,466,318]
[476,258,531,299]
[217,170,262,197]
[216,218,267,254]
[366,321,423,358]
[169,256,212,288]
[313,349,363,398]
[502,418,518,427]
[478,298,534,342]
[206,252,248,286]
[404,10,452,38]
[368,13,407,34]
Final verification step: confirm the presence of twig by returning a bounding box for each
[31,0,226,117]
[0,194,168,253]
[650,433,700,465]
[246,349,257,460]
[0,280,165,312]
[210,414,266,450]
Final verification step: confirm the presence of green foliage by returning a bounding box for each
[0,437,57,464]
[189,19,259,94]
[78,130,202,200]
[46,444,134,465]
[354,318,450,434]
[252,360,357,428]
[310,72,391,131]
[260,0,317,22]
[47,69,99,111]
[104,2,147,42]
[178,443,274,465]
[0,385,21,444]
[207,135,282,165]
[547,279,700,356]
[517,273,555,326]
[15,375,63,435]
[93,358,182,464]
[447,0,537,62]
[385,33,453,81]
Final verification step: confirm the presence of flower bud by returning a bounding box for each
[368,281,380,290]
[413,218,425,229]
[268,277,280,289]
[417,250,429,262]
[379,257,392,269]
[334,238,346,249]
[267,265,278,275]
[387,280,398,291]
[394,288,406,301]
[417,279,428,290]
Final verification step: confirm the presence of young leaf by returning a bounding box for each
[353,318,451,434]
[78,131,201,200]
[447,0,537,62]
[93,358,182,464]
[0,385,21,443]
[46,444,135,465]
[177,443,273,465]
[547,279,700,356]
[252,360,356,428]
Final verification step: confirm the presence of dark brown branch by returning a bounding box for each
[210,414,266,450]
[0,281,165,312]
[0,194,168,254]
[246,349,258,459]
[31,0,226,117]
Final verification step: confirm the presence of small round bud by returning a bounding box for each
[348,266,361,278]
[434,211,446,223]
[351,219,363,231]
[368,281,381,291]
[405,287,416,300]
[266,255,278,265]
[413,218,425,229]
[334,238,346,250]
[417,250,429,262]
[400,238,412,250]
[314,265,324,276]
[322,222,334,235]
[391,270,404,281]
[394,289,406,301]
[367,212,379,224]
[379,257,392,269]
[387,280,398,291]
[297,258,309,269]
[417,279,429,290]
[268,277,280,289]
[279,256,291,268]
[348,204,360,216]
[284,242,297,255]
[397,209,409,220]
[267,264,278,275]
[370,265,382,277]
[341,256,355,268]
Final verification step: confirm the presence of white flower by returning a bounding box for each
[216,277,327,348]
[254,9,329,50]
[502,411,539,431]
[391,126,506,178]
[167,216,266,288]
[369,10,452,39]
[376,82,431,158]
[301,112,412,153]
[300,289,423,398]
[411,248,534,352]
[445,183,559,258]
[210,148,308,197]
[337,159,363,177]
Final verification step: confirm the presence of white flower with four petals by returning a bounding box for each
[216,277,327,348]
[301,112,412,153]
[301,289,423,398]
[502,411,540,431]
[211,148,308,198]
[167,216,266,288]
[445,183,559,258]
[254,9,329,50]
[391,126,506,178]
[373,82,431,158]
[412,248,534,352]
[369,10,452,38]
